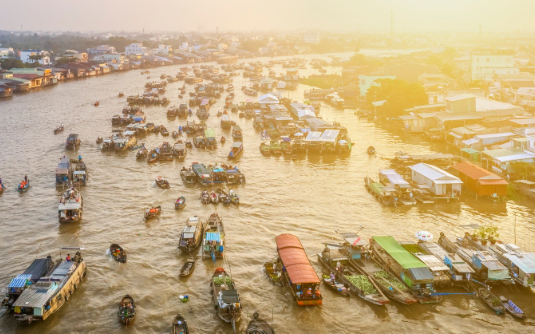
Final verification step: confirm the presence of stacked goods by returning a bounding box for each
[345,275,377,295]
[374,271,408,291]
[213,276,233,285]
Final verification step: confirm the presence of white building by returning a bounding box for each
[125,43,148,55]
[152,44,172,54]
[303,33,320,44]
[92,54,127,65]
[20,50,50,65]
[409,163,463,196]
[87,45,116,55]
[470,51,517,82]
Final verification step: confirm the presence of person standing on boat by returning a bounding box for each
[24,175,28,183]
[66,254,71,262]
[78,155,82,161]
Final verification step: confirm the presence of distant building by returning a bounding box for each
[152,44,172,55]
[87,45,116,55]
[379,62,441,83]
[303,33,320,44]
[125,43,147,55]
[358,75,396,96]
[20,50,50,66]
[470,51,517,82]
[0,47,14,59]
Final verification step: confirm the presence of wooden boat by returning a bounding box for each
[246,312,275,334]
[65,133,81,150]
[0,182,4,194]
[17,179,30,192]
[94,101,99,107]
[478,288,504,314]
[281,137,292,155]
[181,169,196,184]
[500,296,525,319]
[58,188,83,223]
[260,142,271,156]
[155,176,170,189]
[318,249,389,305]
[161,126,169,136]
[322,274,350,297]
[109,244,127,263]
[275,234,322,306]
[209,191,219,204]
[367,146,375,155]
[118,92,124,97]
[147,149,159,163]
[96,137,103,144]
[221,136,226,144]
[172,314,190,334]
[201,190,210,204]
[13,249,86,323]
[270,140,281,155]
[229,190,239,204]
[172,131,179,139]
[175,196,186,210]
[228,142,243,159]
[185,140,192,148]
[263,262,283,286]
[167,106,178,118]
[118,295,136,325]
[216,188,230,204]
[144,206,161,220]
[179,258,196,277]
[54,125,64,134]
[210,268,242,330]
[232,125,243,140]
[202,213,225,260]
[137,147,148,160]
[179,216,204,253]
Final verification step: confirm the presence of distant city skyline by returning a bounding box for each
[1,0,534,33]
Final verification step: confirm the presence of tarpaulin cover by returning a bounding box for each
[372,236,427,269]
[276,234,303,250]
[206,232,221,242]
[276,234,319,284]
[488,268,511,280]
[379,169,410,187]
[8,274,31,288]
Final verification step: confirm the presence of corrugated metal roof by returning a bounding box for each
[13,282,58,308]
[206,232,221,242]
[409,163,462,183]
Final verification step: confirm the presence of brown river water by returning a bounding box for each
[0,53,534,334]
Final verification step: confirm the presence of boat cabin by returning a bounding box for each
[58,188,82,223]
[192,162,214,186]
[228,142,243,159]
[55,157,72,186]
[319,130,339,152]
[419,241,474,282]
[276,234,322,306]
[305,131,322,152]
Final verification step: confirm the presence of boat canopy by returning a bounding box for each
[232,142,242,148]
[372,236,427,269]
[408,267,435,281]
[276,234,320,284]
[123,130,135,136]
[379,169,411,188]
[13,282,56,308]
[319,130,340,143]
[305,131,322,142]
[8,274,31,288]
[221,114,230,122]
[503,252,535,274]
[340,232,367,246]
[206,232,221,242]
[59,202,81,210]
[414,254,450,272]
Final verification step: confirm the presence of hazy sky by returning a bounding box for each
[1,0,533,33]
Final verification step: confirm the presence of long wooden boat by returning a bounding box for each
[276,234,322,306]
[263,262,284,286]
[2,257,54,310]
[172,313,190,334]
[181,169,196,184]
[210,268,242,330]
[318,249,388,305]
[13,249,86,323]
[179,258,196,278]
[321,273,350,297]
[178,216,204,253]
[155,176,170,189]
[246,312,275,334]
[260,141,271,156]
[175,196,186,210]
[478,288,504,315]
[110,244,127,263]
[58,188,83,223]
[500,296,525,319]
[118,295,136,325]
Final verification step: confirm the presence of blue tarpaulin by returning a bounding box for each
[206,232,221,242]
[8,274,31,288]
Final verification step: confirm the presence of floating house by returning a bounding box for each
[409,163,462,197]
[451,161,508,198]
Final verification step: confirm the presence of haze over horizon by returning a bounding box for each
[1,0,534,34]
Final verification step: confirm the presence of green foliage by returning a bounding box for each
[299,76,340,89]
[427,47,462,79]
[0,58,25,69]
[366,79,428,118]
[344,53,382,68]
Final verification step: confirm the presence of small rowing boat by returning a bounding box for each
[144,206,161,220]
[479,288,504,315]
[155,176,170,189]
[246,312,275,334]
[500,296,525,319]
[175,196,186,210]
[179,258,196,277]
[109,244,127,263]
[172,313,190,334]
[118,295,136,325]
[54,125,64,134]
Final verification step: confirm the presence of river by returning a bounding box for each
[0,52,534,334]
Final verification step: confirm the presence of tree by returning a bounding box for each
[0,58,25,69]
[366,79,428,118]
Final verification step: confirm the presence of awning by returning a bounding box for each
[408,267,435,281]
